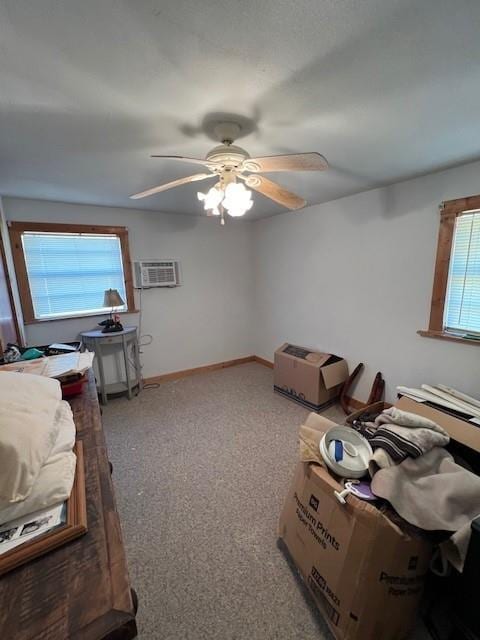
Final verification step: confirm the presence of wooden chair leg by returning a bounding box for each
[131,588,139,614]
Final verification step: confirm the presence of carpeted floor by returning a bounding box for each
[102,362,429,640]
[102,362,344,639]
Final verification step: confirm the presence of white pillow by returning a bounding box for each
[50,400,76,456]
[0,371,61,503]
[0,450,76,525]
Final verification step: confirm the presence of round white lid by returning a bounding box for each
[319,425,373,478]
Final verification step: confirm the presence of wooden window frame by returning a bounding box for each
[0,224,22,348]
[8,221,136,324]
[418,194,480,346]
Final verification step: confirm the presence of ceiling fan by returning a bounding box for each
[130,122,328,224]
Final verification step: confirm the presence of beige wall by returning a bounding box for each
[4,157,480,400]
[253,160,480,402]
[3,197,255,379]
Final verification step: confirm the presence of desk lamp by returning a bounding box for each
[99,288,124,333]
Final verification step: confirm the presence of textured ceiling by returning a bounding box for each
[0,0,480,219]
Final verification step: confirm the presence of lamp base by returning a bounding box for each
[99,318,124,333]
[101,322,123,334]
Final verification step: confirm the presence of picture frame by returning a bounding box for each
[0,441,87,576]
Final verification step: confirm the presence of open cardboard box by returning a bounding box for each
[273,343,348,412]
[347,397,480,454]
[395,395,480,454]
[345,401,392,423]
[279,411,432,640]
[279,459,431,640]
[279,391,480,639]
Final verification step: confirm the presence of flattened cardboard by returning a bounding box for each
[396,395,480,453]
[279,462,431,640]
[274,344,348,412]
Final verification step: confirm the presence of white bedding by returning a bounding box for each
[50,400,76,456]
[0,372,62,503]
[0,450,76,525]
[0,391,77,525]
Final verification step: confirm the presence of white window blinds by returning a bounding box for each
[444,211,480,334]
[22,232,127,320]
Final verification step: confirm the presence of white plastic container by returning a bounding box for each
[319,425,372,478]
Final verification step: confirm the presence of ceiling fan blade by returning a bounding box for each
[244,175,306,210]
[130,173,214,200]
[243,152,328,173]
[150,155,216,169]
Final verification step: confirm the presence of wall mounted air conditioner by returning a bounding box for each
[134,260,182,288]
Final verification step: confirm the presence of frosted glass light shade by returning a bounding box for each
[197,186,224,215]
[222,182,253,217]
[197,181,253,218]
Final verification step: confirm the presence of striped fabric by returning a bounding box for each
[369,427,423,462]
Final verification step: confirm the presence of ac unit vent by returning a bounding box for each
[134,260,182,288]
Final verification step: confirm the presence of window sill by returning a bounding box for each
[417,329,480,346]
[24,308,139,325]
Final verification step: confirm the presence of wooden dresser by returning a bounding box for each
[0,371,137,639]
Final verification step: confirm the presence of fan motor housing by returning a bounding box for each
[206,144,249,169]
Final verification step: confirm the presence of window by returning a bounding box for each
[422,194,480,344]
[9,222,135,323]
[444,211,480,334]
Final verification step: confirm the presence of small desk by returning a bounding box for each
[81,327,143,405]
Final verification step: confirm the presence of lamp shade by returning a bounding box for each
[103,288,125,308]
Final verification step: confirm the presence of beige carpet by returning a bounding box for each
[102,362,345,639]
[102,362,428,640]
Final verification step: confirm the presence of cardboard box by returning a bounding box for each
[346,401,392,424]
[279,462,432,640]
[347,398,480,453]
[346,398,480,454]
[274,344,348,411]
[396,395,480,454]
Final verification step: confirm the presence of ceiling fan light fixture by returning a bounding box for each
[222,182,253,217]
[198,186,224,215]
[131,118,328,221]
